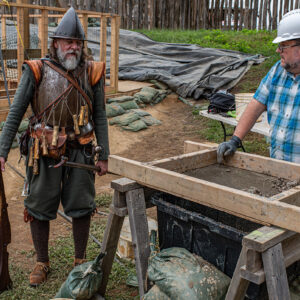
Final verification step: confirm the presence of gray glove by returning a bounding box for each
[217,135,241,164]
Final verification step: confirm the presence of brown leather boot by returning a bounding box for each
[73,258,87,267]
[29,262,50,287]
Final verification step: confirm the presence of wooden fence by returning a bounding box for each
[2,0,300,30]
[118,0,300,31]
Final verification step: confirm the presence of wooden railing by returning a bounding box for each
[0,3,120,95]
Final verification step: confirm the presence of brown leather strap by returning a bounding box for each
[43,60,93,113]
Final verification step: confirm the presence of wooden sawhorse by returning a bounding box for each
[226,226,300,300]
[97,178,152,299]
[96,178,300,300]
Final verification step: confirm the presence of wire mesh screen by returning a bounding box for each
[0,21,40,82]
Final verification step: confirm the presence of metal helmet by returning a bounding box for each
[51,7,85,40]
[273,9,300,43]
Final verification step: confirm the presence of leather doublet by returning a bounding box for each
[31,63,93,128]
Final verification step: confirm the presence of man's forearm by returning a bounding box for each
[234,99,266,140]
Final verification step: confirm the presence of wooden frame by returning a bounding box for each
[0,2,119,93]
[108,141,300,233]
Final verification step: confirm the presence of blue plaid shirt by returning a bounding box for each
[254,61,300,163]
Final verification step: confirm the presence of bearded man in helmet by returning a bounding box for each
[0,7,109,286]
[217,9,300,164]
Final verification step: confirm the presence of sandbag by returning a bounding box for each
[134,87,159,104]
[55,253,104,300]
[141,115,161,126]
[117,100,139,110]
[106,95,135,104]
[129,109,151,117]
[146,247,230,300]
[121,119,147,132]
[106,103,125,118]
[109,111,140,126]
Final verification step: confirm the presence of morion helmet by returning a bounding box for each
[51,7,85,41]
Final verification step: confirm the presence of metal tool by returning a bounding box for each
[49,156,101,172]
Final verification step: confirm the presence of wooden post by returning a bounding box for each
[110,16,120,94]
[126,188,150,297]
[1,16,7,69]
[233,0,238,30]
[98,189,127,296]
[40,9,48,58]
[80,14,88,48]
[16,6,25,80]
[225,247,249,300]
[100,16,107,63]
[262,244,291,300]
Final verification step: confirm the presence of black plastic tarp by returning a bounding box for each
[92,29,265,100]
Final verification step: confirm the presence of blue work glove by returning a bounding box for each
[217,135,241,164]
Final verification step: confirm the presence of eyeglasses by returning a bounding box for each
[277,43,300,52]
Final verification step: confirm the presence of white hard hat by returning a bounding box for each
[273,9,300,43]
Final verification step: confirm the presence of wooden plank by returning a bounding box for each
[225,247,249,300]
[126,188,150,298]
[262,0,268,29]
[40,9,48,58]
[240,266,265,284]
[262,244,291,300]
[252,0,259,29]
[1,49,41,60]
[1,15,7,70]
[100,17,107,63]
[16,6,25,81]
[244,0,249,29]
[80,14,88,48]
[224,151,300,181]
[0,2,118,17]
[245,248,262,272]
[0,90,16,97]
[111,178,141,193]
[183,140,217,153]
[148,149,217,172]
[110,16,120,94]
[258,0,264,29]
[108,155,300,233]
[243,226,295,252]
[272,0,278,31]
[98,190,126,296]
[233,0,239,30]
[166,140,300,182]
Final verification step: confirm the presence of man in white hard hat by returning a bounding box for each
[217,9,300,163]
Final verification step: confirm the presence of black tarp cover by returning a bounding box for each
[99,29,264,100]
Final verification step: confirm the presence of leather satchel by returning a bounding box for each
[32,127,67,160]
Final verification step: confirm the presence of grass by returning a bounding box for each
[1,194,137,300]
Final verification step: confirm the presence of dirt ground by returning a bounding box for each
[3,93,207,269]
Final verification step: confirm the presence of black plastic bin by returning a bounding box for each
[151,192,300,300]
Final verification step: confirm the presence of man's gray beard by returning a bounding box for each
[57,45,81,71]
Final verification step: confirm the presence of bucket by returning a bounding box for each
[235,93,262,122]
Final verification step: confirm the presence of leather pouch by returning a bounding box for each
[33,127,67,160]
